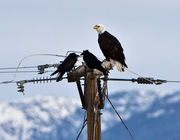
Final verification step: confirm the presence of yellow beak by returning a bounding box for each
[93,25,99,29]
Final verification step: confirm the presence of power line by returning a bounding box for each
[66,51,82,56]
[0,63,59,75]
[0,80,16,84]
[105,94,135,140]
[101,77,180,84]
[75,111,87,140]
[10,53,65,82]
[166,80,180,83]
[125,68,166,85]
[0,66,37,70]
[1,76,180,91]
[0,70,54,73]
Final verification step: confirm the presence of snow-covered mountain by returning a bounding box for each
[0,90,180,140]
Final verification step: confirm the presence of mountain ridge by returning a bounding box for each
[0,90,180,140]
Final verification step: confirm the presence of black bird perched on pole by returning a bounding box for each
[51,53,79,82]
[93,24,128,72]
[81,50,108,75]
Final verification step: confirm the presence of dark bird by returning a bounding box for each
[81,50,108,75]
[93,24,128,72]
[51,53,79,82]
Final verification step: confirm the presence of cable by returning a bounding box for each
[66,51,82,56]
[0,66,37,70]
[166,80,180,83]
[0,54,64,84]
[66,50,104,61]
[76,111,87,140]
[0,70,53,73]
[0,80,16,84]
[11,54,65,82]
[0,70,54,74]
[126,68,162,85]
[105,90,135,140]
[106,95,135,140]
[103,77,180,84]
[0,63,60,71]
[125,68,152,82]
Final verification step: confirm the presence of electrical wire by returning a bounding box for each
[66,50,104,61]
[101,77,135,140]
[66,51,82,56]
[0,71,39,73]
[126,68,161,84]
[0,70,54,74]
[0,51,80,84]
[0,66,37,70]
[0,70,54,73]
[166,80,180,83]
[0,80,16,84]
[125,68,180,84]
[0,53,64,84]
[11,54,65,82]
[76,111,87,140]
[105,94,135,140]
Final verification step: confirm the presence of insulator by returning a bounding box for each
[137,77,154,84]
[36,78,38,84]
[16,82,25,93]
[37,77,43,84]
[32,76,54,84]
[33,78,36,84]
[46,77,50,83]
[17,85,24,93]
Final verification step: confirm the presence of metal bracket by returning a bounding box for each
[16,80,27,94]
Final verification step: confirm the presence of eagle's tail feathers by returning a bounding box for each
[115,61,124,72]
[109,59,126,72]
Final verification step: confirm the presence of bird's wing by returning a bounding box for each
[87,53,102,66]
[51,55,72,76]
[63,59,77,71]
[98,32,126,64]
[83,52,102,70]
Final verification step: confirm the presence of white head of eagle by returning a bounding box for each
[93,24,128,72]
[93,24,106,34]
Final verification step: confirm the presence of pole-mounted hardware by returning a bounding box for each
[17,80,27,94]
[37,64,59,74]
[16,77,58,94]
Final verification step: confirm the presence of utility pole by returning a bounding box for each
[68,61,113,140]
[85,72,101,140]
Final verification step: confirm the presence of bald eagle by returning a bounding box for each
[93,24,128,72]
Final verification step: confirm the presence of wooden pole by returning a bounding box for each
[85,72,101,140]
[67,61,113,140]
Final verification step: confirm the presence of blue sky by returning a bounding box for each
[0,0,180,102]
